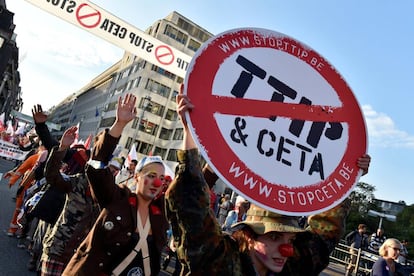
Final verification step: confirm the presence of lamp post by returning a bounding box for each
[367,210,396,229]
[131,95,151,149]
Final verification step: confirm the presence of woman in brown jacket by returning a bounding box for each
[63,94,169,276]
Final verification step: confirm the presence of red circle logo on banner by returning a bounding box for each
[184,28,367,215]
[76,3,101,29]
[155,45,175,65]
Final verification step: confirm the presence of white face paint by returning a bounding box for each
[252,232,296,274]
[135,163,165,201]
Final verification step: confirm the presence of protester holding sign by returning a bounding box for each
[165,90,371,275]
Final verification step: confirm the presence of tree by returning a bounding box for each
[393,204,414,257]
[345,182,378,234]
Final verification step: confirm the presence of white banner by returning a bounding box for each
[24,0,192,78]
[0,139,30,161]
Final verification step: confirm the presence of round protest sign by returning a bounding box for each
[184,28,367,215]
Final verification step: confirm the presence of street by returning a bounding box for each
[0,158,36,276]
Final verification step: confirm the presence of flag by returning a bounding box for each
[15,122,26,136]
[0,112,5,132]
[70,122,80,147]
[6,120,14,135]
[125,143,138,168]
[84,133,93,150]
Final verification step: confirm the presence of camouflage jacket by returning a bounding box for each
[165,149,350,276]
[42,146,100,264]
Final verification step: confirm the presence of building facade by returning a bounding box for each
[47,11,218,176]
[0,0,22,121]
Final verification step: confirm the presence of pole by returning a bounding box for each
[378,216,383,230]
[131,95,151,149]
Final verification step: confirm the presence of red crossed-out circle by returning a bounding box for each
[155,45,175,65]
[76,3,101,29]
[184,28,367,215]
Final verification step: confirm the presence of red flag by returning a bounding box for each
[84,133,92,150]
[70,122,80,147]
[0,113,5,132]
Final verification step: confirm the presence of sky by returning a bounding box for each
[6,0,414,205]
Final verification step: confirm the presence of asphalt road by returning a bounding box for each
[0,157,36,276]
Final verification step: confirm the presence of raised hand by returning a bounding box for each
[357,154,371,176]
[32,104,48,124]
[109,94,138,138]
[176,84,194,129]
[116,93,137,125]
[176,84,196,150]
[60,126,78,149]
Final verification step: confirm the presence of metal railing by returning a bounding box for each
[330,240,414,276]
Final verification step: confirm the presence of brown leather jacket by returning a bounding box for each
[63,129,168,276]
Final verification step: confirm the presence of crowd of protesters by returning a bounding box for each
[0,92,375,276]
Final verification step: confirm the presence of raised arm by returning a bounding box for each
[44,126,78,193]
[166,87,224,272]
[175,87,197,151]
[32,104,59,151]
[86,94,137,206]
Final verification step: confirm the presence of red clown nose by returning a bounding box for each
[152,178,163,188]
[279,244,294,257]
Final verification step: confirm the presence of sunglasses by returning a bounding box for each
[390,247,401,251]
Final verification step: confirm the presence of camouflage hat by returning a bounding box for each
[231,204,305,234]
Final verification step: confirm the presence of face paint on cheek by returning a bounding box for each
[254,243,268,261]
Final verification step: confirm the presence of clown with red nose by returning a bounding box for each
[133,156,167,201]
[231,204,304,273]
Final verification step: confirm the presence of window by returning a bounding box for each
[151,65,176,80]
[131,64,139,74]
[114,85,125,95]
[121,68,131,79]
[172,90,179,100]
[133,77,141,88]
[159,128,173,140]
[177,18,210,42]
[131,117,140,129]
[165,109,178,121]
[173,128,184,140]
[139,119,158,136]
[126,80,132,91]
[125,137,133,150]
[137,141,152,155]
[188,39,201,52]
[106,101,117,111]
[166,148,178,162]
[100,117,116,128]
[153,147,167,159]
[145,79,171,98]
[164,24,188,45]
[149,102,164,117]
